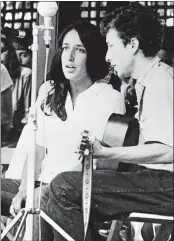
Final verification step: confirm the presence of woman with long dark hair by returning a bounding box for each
[2,21,125,240]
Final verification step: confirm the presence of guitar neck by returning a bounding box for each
[101,67,114,84]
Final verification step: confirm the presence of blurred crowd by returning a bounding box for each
[158,27,174,68]
[1,30,32,147]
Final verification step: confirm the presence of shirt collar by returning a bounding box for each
[67,81,104,101]
[137,56,161,87]
[66,81,100,108]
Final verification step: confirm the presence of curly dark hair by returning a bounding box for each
[100,2,163,57]
[41,20,108,121]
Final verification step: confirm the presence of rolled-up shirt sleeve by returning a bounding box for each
[143,116,173,147]
[141,66,173,147]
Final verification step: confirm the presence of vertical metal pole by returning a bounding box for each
[23,24,39,241]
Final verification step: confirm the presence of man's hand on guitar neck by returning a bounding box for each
[92,138,111,159]
[75,130,112,160]
[76,131,173,165]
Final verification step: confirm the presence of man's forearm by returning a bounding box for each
[97,143,173,168]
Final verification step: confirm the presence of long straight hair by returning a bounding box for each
[41,20,108,121]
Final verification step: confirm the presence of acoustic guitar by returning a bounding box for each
[81,113,140,240]
[102,113,139,147]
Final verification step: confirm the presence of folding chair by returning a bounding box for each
[107,213,174,241]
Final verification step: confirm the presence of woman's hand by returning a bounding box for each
[9,190,26,217]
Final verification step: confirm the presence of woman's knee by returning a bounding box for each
[51,172,72,189]
[50,173,72,202]
[50,172,82,206]
[51,172,81,191]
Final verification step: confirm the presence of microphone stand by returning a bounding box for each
[1,23,74,241]
[1,23,39,241]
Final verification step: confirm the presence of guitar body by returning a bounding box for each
[102,113,140,147]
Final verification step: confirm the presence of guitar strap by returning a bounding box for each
[81,130,93,241]
[82,152,93,241]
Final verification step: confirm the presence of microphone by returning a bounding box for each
[37,1,58,48]
[3,27,28,38]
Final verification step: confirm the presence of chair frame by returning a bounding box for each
[107,213,174,241]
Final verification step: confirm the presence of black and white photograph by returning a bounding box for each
[1,1,174,241]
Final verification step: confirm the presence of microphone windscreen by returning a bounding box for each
[37,2,58,17]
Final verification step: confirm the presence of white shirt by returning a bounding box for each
[135,57,173,171]
[1,64,13,92]
[12,66,31,113]
[6,80,125,182]
[1,64,13,126]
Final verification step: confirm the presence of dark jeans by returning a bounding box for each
[42,165,174,241]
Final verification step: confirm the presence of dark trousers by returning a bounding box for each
[42,165,173,241]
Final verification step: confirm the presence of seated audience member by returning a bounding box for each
[12,37,32,69]
[40,3,173,241]
[1,36,31,133]
[1,63,13,145]
[1,36,19,79]
[1,21,125,241]
[158,27,174,67]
